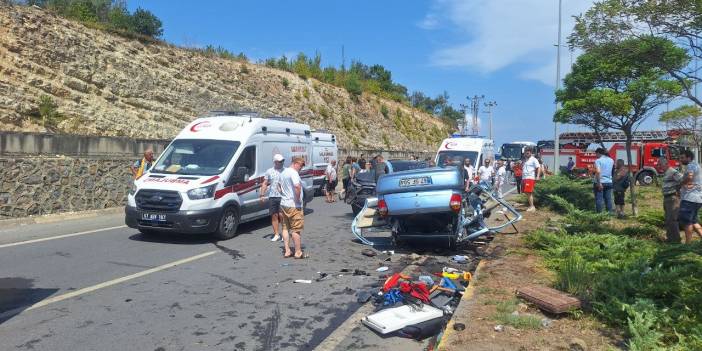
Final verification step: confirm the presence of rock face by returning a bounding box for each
[0,5,452,151]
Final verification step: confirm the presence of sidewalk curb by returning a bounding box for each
[436,259,488,350]
[0,207,124,229]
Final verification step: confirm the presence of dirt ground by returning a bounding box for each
[441,201,623,351]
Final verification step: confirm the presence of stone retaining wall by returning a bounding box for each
[0,156,132,218]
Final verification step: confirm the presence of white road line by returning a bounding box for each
[0,225,128,249]
[0,250,217,320]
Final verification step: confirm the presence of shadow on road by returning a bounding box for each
[0,277,58,325]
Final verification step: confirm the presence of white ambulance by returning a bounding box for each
[125,112,315,240]
[310,131,338,195]
[435,134,495,168]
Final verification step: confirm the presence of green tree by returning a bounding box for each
[130,7,162,37]
[571,0,702,108]
[106,1,131,31]
[344,73,362,97]
[660,105,702,159]
[555,37,687,215]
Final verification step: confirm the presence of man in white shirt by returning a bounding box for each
[325,160,338,203]
[478,159,494,188]
[279,157,306,258]
[463,158,475,191]
[494,160,507,199]
[260,154,285,242]
[522,148,542,212]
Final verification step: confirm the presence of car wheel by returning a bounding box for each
[214,207,239,240]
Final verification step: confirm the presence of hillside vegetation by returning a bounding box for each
[0,4,453,150]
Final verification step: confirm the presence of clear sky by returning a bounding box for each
[129,0,671,148]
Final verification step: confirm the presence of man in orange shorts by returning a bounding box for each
[521,148,542,212]
[279,157,306,258]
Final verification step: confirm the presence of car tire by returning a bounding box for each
[214,207,239,240]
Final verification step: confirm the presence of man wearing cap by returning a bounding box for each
[260,154,285,242]
[280,157,306,258]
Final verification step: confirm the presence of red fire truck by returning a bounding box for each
[539,130,688,185]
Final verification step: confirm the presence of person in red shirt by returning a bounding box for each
[512,160,523,194]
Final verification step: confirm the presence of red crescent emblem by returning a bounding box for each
[190,121,211,132]
[444,142,457,150]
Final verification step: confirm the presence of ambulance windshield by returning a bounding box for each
[151,139,240,176]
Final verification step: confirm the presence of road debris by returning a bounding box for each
[293,279,312,284]
[376,266,389,272]
[361,248,377,257]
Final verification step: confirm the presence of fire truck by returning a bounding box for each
[538,130,688,186]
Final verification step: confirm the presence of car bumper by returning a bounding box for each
[125,206,222,234]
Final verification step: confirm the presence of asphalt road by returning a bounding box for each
[0,181,517,351]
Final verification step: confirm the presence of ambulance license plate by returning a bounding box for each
[142,213,166,222]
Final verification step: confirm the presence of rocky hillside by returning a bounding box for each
[0,5,452,151]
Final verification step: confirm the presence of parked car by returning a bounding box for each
[345,159,429,215]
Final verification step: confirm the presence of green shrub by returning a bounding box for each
[318,105,330,120]
[344,74,362,97]
[302,88,310,99]
[533,176,594,212]
[239,63,250,74]
[281,78,290,89]
[637,210,665,228]
[555,254,591,296]
[380,104,389,119]
[34,94,65,130]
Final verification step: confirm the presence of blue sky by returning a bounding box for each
[130,0,670,148]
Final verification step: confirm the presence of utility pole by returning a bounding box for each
[459,103,469,135]
[554,0,562,175]
[484,101,497,140]
[468,95,484,136]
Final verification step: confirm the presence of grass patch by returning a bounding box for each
[493,299,542,330]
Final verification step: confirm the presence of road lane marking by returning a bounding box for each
[0,225,128,249]
[0,250,217,320]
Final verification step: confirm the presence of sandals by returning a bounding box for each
[294,252,309,259]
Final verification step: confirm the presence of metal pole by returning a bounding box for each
[554,0,562,175]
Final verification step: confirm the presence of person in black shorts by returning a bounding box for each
[325,160,338,203]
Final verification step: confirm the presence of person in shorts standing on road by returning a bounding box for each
[660,157,682,243]
[522,148,542,212]
[325,159,338,203]
[341,156,352,197]
[678,150,702,244]
[260,154,285,242]
[280,157,306,258]
[593,148,614,214]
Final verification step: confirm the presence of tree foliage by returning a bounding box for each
[571,0,702,108]
[25,0,163,38]
[556,37,687,214]
[263,53,464,122]
[660,105,702,153]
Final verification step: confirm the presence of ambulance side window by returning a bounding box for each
[232,146,256,183]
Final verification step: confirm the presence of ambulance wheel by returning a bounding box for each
[214,207,239,240]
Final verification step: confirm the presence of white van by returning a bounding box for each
[435,135,495,168]
[310,131,338,195]
[125,112,315,240]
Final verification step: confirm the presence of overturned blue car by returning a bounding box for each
[351,166,522,248]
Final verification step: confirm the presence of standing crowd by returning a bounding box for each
[585,148,701,244]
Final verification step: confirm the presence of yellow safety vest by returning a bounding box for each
[135,158,150,179]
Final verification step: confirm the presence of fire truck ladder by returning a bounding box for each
[559,130,673,144]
